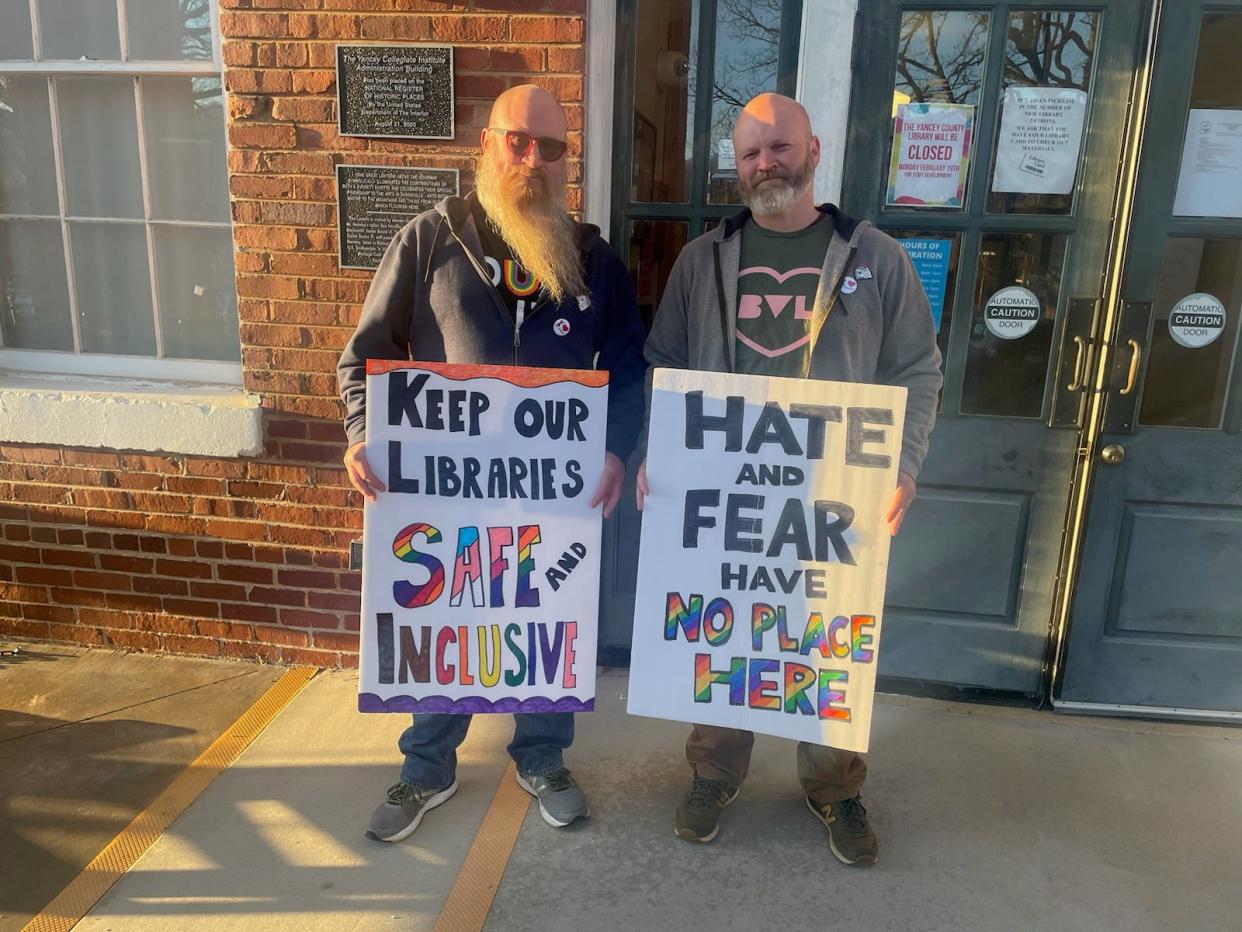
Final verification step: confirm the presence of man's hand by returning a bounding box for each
[343,441,386,502]
[589,452,626,519]
[885,470,916,536]
[635,458,649,512]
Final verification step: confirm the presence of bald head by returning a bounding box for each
[488,84,567,139]
[734,93,813,147]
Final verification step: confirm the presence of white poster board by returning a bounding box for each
[1173,109,1242,218]
[627,369,907,753]
[886,102,974,208]
[358,361,606,714]
[992,86,1088,195]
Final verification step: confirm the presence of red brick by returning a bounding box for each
[40,549,95,568]
[220,640,282,662]
[191,581,248,601]
[0,619,51,640]
[308,590,360,612]
[197,541,225,560]
[164,635,222,657]
[251,586,306,607]
[510,15,583,43]
[219,563,273,585]
[134,576,190,596]
[220,602,279,625]
[162,599,219,617]
[312,630,358,652]
[280,646,338,667]
[432,15,506,41]
[220,11,289,37]
[168,539,196,557]
[21,603,74,623]
[255,624,312,647]
[50,623,105,645]
[99,554,155,574]
[276,569,336,589]
[197,620,254,640]
[278,608,339,629]
[71,571,132,591]
[49,587,106,607]
[156,559,213,580]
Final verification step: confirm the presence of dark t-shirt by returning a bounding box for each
[472,199,543,322]
[734,214,833,377]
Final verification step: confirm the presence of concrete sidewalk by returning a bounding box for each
[66,669,1242,931]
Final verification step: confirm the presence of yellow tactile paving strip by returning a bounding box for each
[433,761,530,932]
[22,666,318,932]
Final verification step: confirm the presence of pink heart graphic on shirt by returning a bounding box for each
[736,265,820,356]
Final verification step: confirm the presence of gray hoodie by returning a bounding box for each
[643,204,943,479]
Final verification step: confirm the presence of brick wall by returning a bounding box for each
[0,0,589,667]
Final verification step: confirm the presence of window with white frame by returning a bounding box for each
[0,0,239,383]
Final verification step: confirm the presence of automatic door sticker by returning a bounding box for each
[983,286,1040,340]
[1168,293,1226,348]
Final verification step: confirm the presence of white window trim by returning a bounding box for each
[584,0,617,230]
[0,0,260,457]
[797,0,858,206]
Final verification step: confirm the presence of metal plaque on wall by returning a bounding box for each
[336,165,459,270]
[337,44,454,139]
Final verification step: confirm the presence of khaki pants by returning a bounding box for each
[686,723,866,804]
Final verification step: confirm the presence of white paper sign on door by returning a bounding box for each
[1173,109,1242,218]
[992,86,1088,195]
[358,361,606,714]
[627,369,907,753]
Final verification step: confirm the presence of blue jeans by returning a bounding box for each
[398,713,574,788]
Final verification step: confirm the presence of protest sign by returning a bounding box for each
[358,361,607,714]
[886,102,974,208]
[627,369,907,753]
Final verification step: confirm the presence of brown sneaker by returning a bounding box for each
[674,774,739,843]
[806,794,878,865]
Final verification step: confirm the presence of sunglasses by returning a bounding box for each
[491,128,567,162]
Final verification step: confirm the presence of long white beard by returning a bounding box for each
[475,155,585,304]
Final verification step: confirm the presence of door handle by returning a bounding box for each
[1100,444,1125,466]
[1066,335,1088,392]
[1119,338,1141,396]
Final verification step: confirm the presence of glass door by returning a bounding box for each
[598,0,803,657]
[1060,2,1242,713]
[841,1,1146,696]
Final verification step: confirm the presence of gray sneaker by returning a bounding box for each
[365,779,458,843]
[516,767,589,827]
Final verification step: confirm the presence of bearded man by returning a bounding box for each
[337,85,646,842]
[637,93,943,864]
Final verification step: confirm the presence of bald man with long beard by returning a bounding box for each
[338,86,646,842]
[639,93,943,864]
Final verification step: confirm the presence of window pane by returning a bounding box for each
[71,221,155,355]
[58,77,143,219]
[894,11,990,107]
[631,0,696,203]
[143,77,229,222]
[986,11,1099,216]
[0,1,34,59]
[961,232,1067,417]
[126,0,214,61]
[0,219,73,350]
[889,11,990,212]
[628,219,687,330]
[1140,239,1242,429]
[705,0,784,205]
[154,225,239,361]
[37,0,121,61]
[0,77,59,215]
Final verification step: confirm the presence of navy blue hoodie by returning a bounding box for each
[337,192,647,460]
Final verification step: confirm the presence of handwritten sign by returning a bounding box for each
[358,362,607,714]
[886,103,974,208]
[627,370,907,753]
